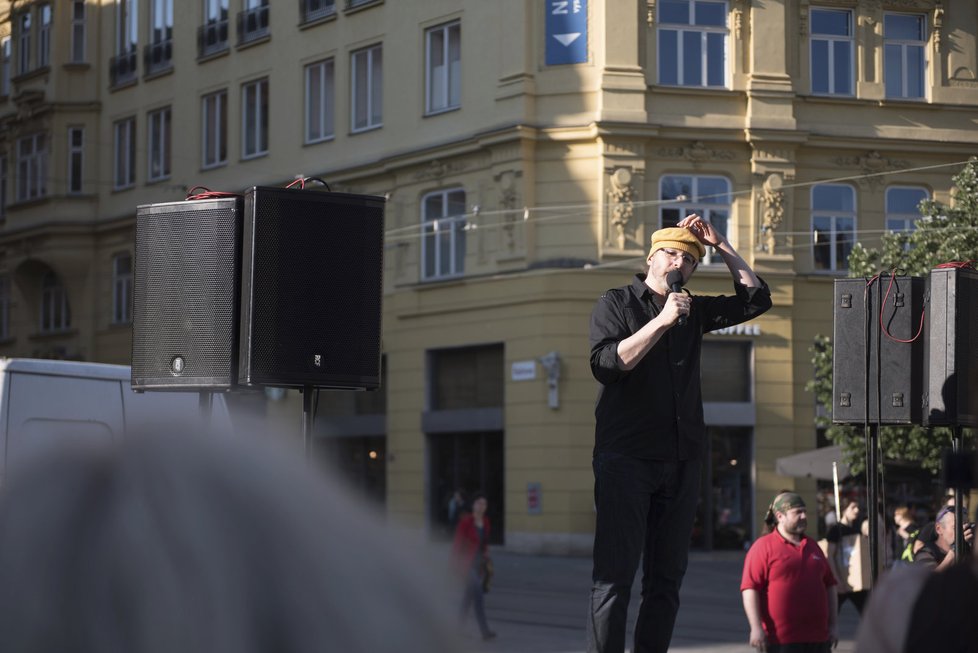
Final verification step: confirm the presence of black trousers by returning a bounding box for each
[586,453,700,653]
[768,643,832,653]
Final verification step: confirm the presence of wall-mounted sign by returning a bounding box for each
[711,324,762,336]
[511,360,537,381]
[545,0,587,65]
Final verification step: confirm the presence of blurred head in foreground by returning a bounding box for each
[0,428,459,653]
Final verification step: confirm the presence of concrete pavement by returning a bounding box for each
[458,550,862,653]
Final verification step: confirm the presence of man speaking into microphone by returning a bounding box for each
[587,214,771,653]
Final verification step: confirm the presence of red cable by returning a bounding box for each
[879,272,924,343]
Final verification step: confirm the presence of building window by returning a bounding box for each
[0,156,7,218]
[112,0,139,85]
[658,0,728,88]
[199,0,229,57]
[305,59,335,144]
[71,1,86,63]
[67,127,84,195]
[0,277,9,340]
[425,21,461,114]
[148,107,171,181]
[811,184,855,271]
[430,345,504,410]
[242,78,268,158]
[112,254,132,325]
[301,0,335,23]
[38,4,51,68]
[659,175,730,265]
[1,37,10,96]
[17,13,31,76]
[40,272,70,333]
[351,44,382,132]
[16,133,47,202]
[146,0,174,74]
[810,8,853,96]
[884,13,926,100]
[886,186,928,234]
[422,188,466,281]
[238,0,269,45]
[113,117,136,190]
[202,90,227,168]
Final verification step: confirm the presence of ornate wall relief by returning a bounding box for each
[494,169,524,256]
[608,168,636,250]
[832,151,910,191]
[759,174,786,255]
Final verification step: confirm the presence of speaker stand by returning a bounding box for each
[302,385,314,458]
[952,425,965,560]
[865,423,880,584]
[199,391,213,426]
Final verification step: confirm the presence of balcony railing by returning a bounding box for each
[300,0,335,23]
[198,19,229,58]
[237,5,270,46]
[143,39,173,75]
[109,50,138,87]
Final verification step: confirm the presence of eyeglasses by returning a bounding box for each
[659,248,697,267]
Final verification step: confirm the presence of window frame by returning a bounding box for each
[658,174,732,266]
[883,12,927,100]
[116,0,138,56]
[351,44,383,133]
[809,7,854,96]
[810,183,856,272]
[16,132,47,202]
[71,0,86,63]
[111,253,133,325]
[147,106,171,182]
[0,155,7,219]
[113,117,136,190]
[241,78,269,159]
[67,127,84,195]
[17,12,31,76]
[38,4,51,68]
[0,276,9,341]
[1,37,10,96]
[304,58,335,144]
[421,187,467,281]
[885,185,928,234]
[201,89,228,168]
[40,271,70,333]
[425,20,461,115]
[657,0,729,88]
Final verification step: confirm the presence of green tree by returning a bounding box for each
[807,158,978,473]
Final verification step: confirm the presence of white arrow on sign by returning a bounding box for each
[552,32,581,47]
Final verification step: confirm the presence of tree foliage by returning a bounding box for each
[807,158,978,473]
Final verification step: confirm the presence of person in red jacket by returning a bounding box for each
[452,492,496,641]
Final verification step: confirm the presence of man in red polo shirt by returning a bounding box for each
[741,492,838,653]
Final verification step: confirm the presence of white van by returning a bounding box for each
[0,358,231,476]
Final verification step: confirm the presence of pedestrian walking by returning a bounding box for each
[825,499,870,614]
[453,492,496,641]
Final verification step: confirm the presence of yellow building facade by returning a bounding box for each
[0,0,974,552]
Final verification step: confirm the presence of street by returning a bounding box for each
[458,550,862,653]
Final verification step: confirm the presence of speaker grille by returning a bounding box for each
[132,198,242,390]
[924,267,978,427]
[239,187,385,389]
[832,276,925,425]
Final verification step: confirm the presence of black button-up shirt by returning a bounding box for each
[589,273,772,461]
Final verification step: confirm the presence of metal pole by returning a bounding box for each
[302,385,314,459]
[867,423,880,583]
[953,425,964,560]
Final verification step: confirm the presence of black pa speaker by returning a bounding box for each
[924,267,978,427]
[132,196,244,390]
[237,186,385,389]
[832,276,925,425]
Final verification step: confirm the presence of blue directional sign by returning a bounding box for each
[545,0,588,65]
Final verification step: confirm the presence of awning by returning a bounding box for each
[775,445,851,480]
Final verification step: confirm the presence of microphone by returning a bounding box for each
[666,270,686,327]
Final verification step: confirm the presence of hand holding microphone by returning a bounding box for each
[666,270,687,327]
